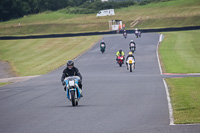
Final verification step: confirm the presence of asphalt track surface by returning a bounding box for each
[0,33,199,133]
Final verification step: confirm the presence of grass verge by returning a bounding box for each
[0,82,11,87]
[0,36,101,76]
[166,77,200,124]
[159,30,200,73]
[160,30,200,124]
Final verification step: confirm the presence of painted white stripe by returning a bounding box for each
[157,34,174,125]
[163,79,175,125]
[156,34,163,75]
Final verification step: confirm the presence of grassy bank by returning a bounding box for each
[166,77,200,124]
[0,0,200,36]
[0,36,101,76]
[159,30,200,124]
[0,82,11,87]
[159,30,200,73]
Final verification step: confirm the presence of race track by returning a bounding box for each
[0,33,199,133]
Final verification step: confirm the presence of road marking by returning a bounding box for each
[164,73,200,75]
[163,79,175,125]
[157,34,174,125]
[157,34,163,75]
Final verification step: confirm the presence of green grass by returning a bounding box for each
[0,36,101,76]
[0,82,11,87]
[0,0,200,36]
[159,30,200,73]
[160,30,200,124]
[166,77,200,124]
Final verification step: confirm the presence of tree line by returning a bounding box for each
[0,0,171,22]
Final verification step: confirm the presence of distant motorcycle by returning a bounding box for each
[123,32,127,38]
[117,55,124,67]
[130,43,135,53]
[126,57,135,72]
[135,33,139,38]
[138,31,141,37]
[64,76,82,106]
[100,43,106,53]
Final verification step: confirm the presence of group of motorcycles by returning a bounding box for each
[65,30,140,106]
[123,30,141,39]
[117,30,139,72]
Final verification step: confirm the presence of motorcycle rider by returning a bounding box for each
[123,30,127,36]
[100,40,106,49]
[126,52,135,69]
[129,40,136,51]
[61,60,83,96]
[138,31,142,37]
[135,28,139,37]
[116,49,125,63]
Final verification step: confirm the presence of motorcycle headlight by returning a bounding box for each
[68,80,75,87]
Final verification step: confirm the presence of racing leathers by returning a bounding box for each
[116,51,125,63]
[126,54,135,69]
[61,67,82,91]
[129,41,136,51]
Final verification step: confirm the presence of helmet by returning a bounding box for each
[119,49,122,53]
[67,60,74,70]
[131,40,133,42]
[135,28,138,30]
[129,52,133,55]
[101,40,104,43]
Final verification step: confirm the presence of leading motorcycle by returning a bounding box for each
[126,57,135,72]
[64,76,82,106]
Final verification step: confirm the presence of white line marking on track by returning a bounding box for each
[163,79,175,125]
[157,34,163,75]
[157,34,174,125]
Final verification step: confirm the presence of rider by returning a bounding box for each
[135,28,138,34]
[61,60,83,95]
[123,30,127,35]
[126,52,135,69]
[129,40,136,51]
[100,40,106,48]
[116,49,125,62]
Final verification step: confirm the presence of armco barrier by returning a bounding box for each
[0,26,200,40]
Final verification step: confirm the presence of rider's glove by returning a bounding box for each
[62,81,66,86]
[78,79,82,83]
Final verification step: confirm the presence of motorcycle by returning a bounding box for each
[64,76,82,106]
[130,43,135,53]
[123,32,127,38]
[117,55,124,67]
[100,43,106,53]
[135,33,139,38]
[126,57,135,72]
[138,31,141,37]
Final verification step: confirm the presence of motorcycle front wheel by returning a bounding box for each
[130,64,132,72]
[70,91,76,106]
